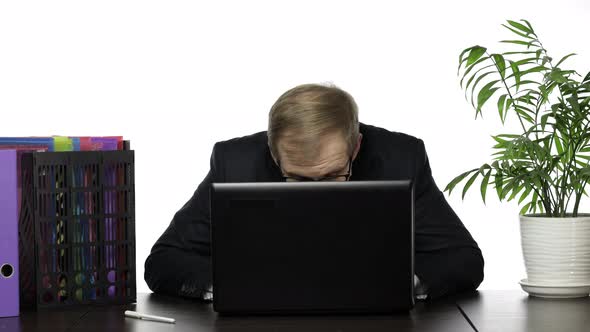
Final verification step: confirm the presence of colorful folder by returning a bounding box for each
[0,150,19,317]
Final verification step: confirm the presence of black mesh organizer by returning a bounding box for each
[18,150,136,308]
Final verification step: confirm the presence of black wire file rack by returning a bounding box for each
[18,151,136,308]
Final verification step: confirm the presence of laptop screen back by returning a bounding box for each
[211,180,414,314]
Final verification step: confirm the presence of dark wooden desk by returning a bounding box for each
[456,290,590,332]
[2,293,473,332]
[0,306,87,332]
[12,290,589,332]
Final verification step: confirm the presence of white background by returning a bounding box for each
[2,0,589,294]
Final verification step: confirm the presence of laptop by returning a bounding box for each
[210,180,415,314]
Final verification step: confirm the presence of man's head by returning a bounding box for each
[267,83,362,181]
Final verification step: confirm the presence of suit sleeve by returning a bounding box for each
[144,143,224,298]
[413,139,484,299]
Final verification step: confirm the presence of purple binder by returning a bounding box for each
[0,150,19,317]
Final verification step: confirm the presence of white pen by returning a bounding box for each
[124,310,176,324]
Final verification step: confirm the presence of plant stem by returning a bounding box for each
[536,39,572,216]
[573,177,588,216]
[489,50,554,215]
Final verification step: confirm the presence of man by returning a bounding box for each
[144,83,484,301]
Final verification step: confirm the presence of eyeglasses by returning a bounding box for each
[276,156,353,182]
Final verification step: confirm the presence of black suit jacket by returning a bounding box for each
[144,123,484,300]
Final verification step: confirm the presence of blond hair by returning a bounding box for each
[267,83,359,161]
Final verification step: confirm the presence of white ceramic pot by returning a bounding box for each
[520,213,590,285]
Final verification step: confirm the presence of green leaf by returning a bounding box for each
[510,61,521,91]
[511,57,539,67]
[539,84,549,100]
[555,53,577,68]
[460,59,492,87]
[496,134,522,139]
[445,168,478,194]
[503,51,538,55]
[518,65,550,77]
[497,94,507,121]
[540,113,551,130]
[479,163,492,174]
[519,184,533,204]
[508,80,541,90]
[508,183,525,202]
[520,202,533,215]
[462,171,481,200]
[531,191,538,214]
[502,24,534,39]
[504,99,513,122]
[466,46,487,67]
[491,151,505,157]
[521,90,541,99]
[466,70,495,93]
[580,167,590,177]
[507,20,533,34]
[514,106,535,123]
[492,135,509,148]
[514,104,536,115]
[500,40,533,46]
[521,20,536,34]
[480,169,492,204]
[569,93,581,114]
[492,54,506,79]
[555,135,564,155]
[459,46,475,67]
[480,88,501,117]
[476,80,500,113]
[515,93,540,106]
[459,46,484,72]
[500,178,516,200]
[549,68,568,83]
[494,173,504,199]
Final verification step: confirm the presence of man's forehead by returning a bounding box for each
[281,155,349,178]
[282,151,348,168]
[278,133,349,165]
[277,140,350,178]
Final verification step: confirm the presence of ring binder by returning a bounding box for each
[0,150,19,317]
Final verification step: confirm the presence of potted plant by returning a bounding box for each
[445,19,590,298]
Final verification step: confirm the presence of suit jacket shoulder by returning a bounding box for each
[213,130,279,182]
[353,123,426,181]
